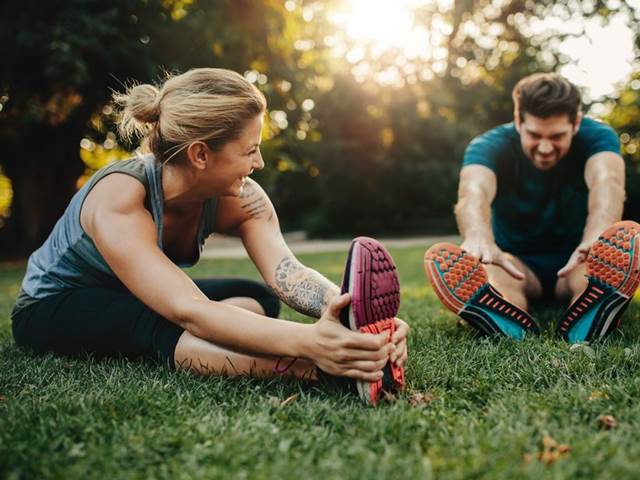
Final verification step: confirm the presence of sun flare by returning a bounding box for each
[329,0,437,60]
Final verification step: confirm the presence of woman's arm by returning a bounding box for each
[215,179,409,367]
[215,178,339,318]
[81,174,389,379]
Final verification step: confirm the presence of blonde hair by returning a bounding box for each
[113,68,267,163]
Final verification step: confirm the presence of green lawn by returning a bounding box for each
[2,246,640,479]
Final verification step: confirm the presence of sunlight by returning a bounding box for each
[558,14,635,100]
[329,0,435,60]
[328,0,637,100]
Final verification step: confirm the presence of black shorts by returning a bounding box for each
[517,251,573,301]
[11,278,280,368]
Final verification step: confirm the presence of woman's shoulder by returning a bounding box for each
[83,155,153,206]
[90,154,152,186]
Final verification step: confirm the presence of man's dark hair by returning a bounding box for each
[512,73,581,123]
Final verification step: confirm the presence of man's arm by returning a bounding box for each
[455,164,524,278]
[583,152,626,242]
[455,164,496,245]
[558,152,625,276]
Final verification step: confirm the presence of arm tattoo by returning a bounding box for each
[241,197,268,219]
[239,181,258,199]
[239,180,270,220]
[271,255,338,318]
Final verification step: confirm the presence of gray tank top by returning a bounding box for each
[13,154,218,315]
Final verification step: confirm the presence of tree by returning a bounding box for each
[606,71,640,221]
[2,0,638,256]
[0,0,175,256]
[0,0,317,257]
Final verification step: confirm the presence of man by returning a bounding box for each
[424,72,639,343]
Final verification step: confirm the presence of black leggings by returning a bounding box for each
[11,278,280,368]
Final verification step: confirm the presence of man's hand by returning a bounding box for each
[557,241,591,278]
[461,238,525,280]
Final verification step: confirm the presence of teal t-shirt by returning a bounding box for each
[462,117,620,255]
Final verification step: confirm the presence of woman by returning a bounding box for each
[11,68,408,404]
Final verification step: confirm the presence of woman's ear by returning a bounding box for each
[185,141,210,170]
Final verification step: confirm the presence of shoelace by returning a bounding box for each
[359,318,405,387]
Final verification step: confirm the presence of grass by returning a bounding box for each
[2,246,640,479]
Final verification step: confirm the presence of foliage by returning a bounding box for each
[1,0,640,255]
[606,70,640,220]
[0,0,178,254]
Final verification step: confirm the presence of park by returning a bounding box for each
[2,1,640,478]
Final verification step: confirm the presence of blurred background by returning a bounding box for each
[1,0,640,259]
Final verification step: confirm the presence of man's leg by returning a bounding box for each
[555,262,587,304]
[557,221,640,342]
[424,244,539,338]
[485,253,544,311]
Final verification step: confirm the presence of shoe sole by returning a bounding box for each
[558,221,640,343]
[424,243,539,339]
[340,237,403,405]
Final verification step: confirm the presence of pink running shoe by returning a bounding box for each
[339,237,404,405]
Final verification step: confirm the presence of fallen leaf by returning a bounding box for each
[382,390,398,403]
[539,450,555,465]
[588,391,610,401]
[0,395,5,402]
[456,319,470,329]
[408,392,435,406]
[524,435,571,466]
[569,343,596,358]
[597,414,618,429]
[542,434,558,449]
[280,394,299,407]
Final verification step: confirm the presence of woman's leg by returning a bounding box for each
[173,331,316,379]
[12,283,311,379]
[175,278,314,378]
[193,278,280,317]
[12,287,184,368]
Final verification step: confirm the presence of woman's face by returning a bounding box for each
[206,114,265,196]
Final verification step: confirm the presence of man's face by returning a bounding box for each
[515,112,581,171]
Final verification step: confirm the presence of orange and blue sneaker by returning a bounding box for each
[558,221,640,343]
[424,243,539,339]
[337,236,404,406]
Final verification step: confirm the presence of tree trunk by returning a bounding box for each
[0,122,86,259]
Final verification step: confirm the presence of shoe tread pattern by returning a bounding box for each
[425,243,538,336]
[559,221,640,341]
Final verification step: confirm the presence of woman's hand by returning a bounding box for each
[307,293,393,381]
[390,318,409,367]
